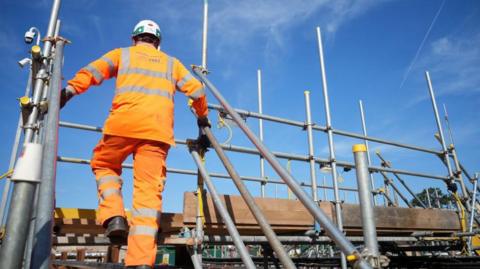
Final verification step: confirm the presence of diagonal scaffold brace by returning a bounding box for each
[198,124,297,268]
[187,139,256,269]
[192,65,373,269]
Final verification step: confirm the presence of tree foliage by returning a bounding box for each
[411,187,451,208]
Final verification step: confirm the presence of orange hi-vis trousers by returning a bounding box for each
[90,135,170,266]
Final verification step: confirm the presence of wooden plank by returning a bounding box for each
[340,204,461,232]
[183,192,315,226]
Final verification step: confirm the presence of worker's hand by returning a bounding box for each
[60,86,76,109]
[197,116,211,129]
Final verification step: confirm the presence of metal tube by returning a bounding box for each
[201,0,208,69]
[451,147,468,198]
[58,120,449,181]
[23,184,40,269]
[383,177,391,207]
[31,40,65,269]
[468,174,478,253]
[425,71,454,185]
[353,145,380,262]
[0,1,61,267]
[192,65,370,269]
[202,126,296,268]
[381,190,396,207]
[0,67,33,226]
[207,103,443,155]
[359,100,377,206]
[305,91,318,202]
[316,26,347,269]
[56,156,359,192]
[258,69,266,197]
[375,151,427,208]
[323,176,328,201]
[189,148,256,269]
[0,183,37,268]
[433,133,468,198]
[434,189,441,208]
[426,189,432,208]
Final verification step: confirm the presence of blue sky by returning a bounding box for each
[0,0,479,213]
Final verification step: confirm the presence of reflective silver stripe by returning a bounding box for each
[118,68,168,79]
[166,56,174,84]
[101,188,122,200]
[83,65,103,83]
[128,225,158,237]
[189,87,206,100]
[100,57,115,76]
[96,175,122,189]
[132,208,161,219]
[116,86,173,100]
[120,48,130,69]
[176,73,194,89]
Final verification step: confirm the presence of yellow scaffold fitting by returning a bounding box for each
[19,96,30,107]
[352,144,367,153]
[346,253,358,262]
[0,169,13,181]
[31,45,41,59]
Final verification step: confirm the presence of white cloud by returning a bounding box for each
[208,0,389,58]
[407,33,480,106]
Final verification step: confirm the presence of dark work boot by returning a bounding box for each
[104,216,128,245]
[126,266,152,269]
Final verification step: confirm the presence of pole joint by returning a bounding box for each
[42,36,71,45]
[192,64,209,75]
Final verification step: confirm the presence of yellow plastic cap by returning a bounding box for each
[19,96,30,106]
[346,254,357,262]
[352,144,367,153]
[31,45,41,54]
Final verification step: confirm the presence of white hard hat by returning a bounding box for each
[132,20,161,40]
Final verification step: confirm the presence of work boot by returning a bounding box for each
[126,266,152,269]
[104,216,128,245]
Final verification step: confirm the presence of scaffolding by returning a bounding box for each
[0,0,479,268]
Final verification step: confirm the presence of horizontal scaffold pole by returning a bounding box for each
[59,121,449,181]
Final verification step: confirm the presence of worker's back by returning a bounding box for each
[104,44,177,144]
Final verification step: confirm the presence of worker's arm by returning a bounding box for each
[67,48,121,94]
[173,58,208,117]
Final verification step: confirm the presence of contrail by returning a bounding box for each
[399,0,446,89]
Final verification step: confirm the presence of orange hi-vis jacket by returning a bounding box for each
[68,44,208,145]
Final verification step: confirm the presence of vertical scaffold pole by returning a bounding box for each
[358,100,377,206]
[353,144,381,267]
[0,1,61,268]
[189,145,256,269]
[315,26,347,269]
[304,91,318,202]
[424,71,455,188]
[0,69,33,227]
[468,174,478,254]
[426,189,432,208]
[191,66,372,269]
[191,1,209,266]
[201,0,208,69]
[258,69,266,197]
[31,39,65,269]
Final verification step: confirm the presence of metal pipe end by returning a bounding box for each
[353,144,367,153]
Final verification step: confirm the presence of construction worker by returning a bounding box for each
[60,20,209,269]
